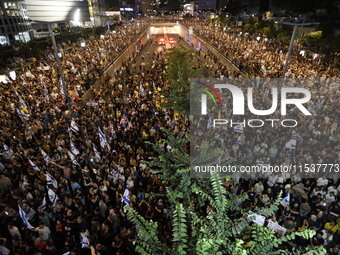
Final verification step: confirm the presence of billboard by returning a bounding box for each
[24,0,90,23]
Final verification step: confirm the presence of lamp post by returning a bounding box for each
[48,23,70,102]
[276,21,319,79]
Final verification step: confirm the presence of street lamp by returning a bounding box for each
[276,21,319,79]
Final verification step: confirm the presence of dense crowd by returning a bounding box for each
[186,17,339,253]
[0,15,339,255]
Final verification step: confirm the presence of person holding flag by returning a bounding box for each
[98,127,111,151]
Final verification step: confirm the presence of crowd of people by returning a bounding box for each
[186,17,339,253]
[0,15,339,255]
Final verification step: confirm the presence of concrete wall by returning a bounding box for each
[179,25,245,76]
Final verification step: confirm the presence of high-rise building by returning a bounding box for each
[0,0,32,46]
[136,0,152,14]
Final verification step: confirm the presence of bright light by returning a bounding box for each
[80,42,86,47]
[264,38,268,42]
[111,30,117,34]
[9,71,16,80]
[58,52,62,58]
[100,35,105,39]
[299,50,306,57]
[74,9,80,23]
[256,36,261,41]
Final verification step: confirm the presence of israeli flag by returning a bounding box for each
[18,205,34,229]
[28,159,40,171]
[70,119,79,133]
[280,192,290,207]
[98,127,111,151]
[292,130,302,140]
[62,252,71,255]
[81,232,90,248]
[47,186,58,206]
[3,144,11,153]
[122,186,130,206]
[70,140,80,156]
[285,139,297,149]
[93,144,101,161]
[16,107,30,120]
[234,124,244,133]
[68,151,80,166]
[46,172,58,189]
[41,196,47,211]
[40,148,50,164]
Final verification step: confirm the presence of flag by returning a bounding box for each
[98,127,111,151]
[47,186,58,206]
[3,144,11,153]
[281,192,290,207]
[70,119,79,133]
[18,94,29,114]
[234,124,244,133]
[92,144,101,161]
[62,252,71,255]
[68,151,80,166]
[16,107,29,120]
[40,148,50,164]
[46,172,58,189]
[285,139,296,149]
[153,81,156,91]
[81,232,90,248]
[18,205,34,229]
[28,159,40,171]
[292,130,302,140]
[122,186,130,206]
[70,140,80,156]
[41,196,47,211]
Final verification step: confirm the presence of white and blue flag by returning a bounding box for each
[92,144,101,161]
[98,127,111,151]
[234,124,244,133]
[41,196,47,211]
[70,140,80,156]
[47,186,58,206]
[3,144,11,153]
[60,79,65,97]
[281,192,290,207]
[285,139,297,149]
[46,172,58,189]
[40,77,49,101]
[70,119,79,133]
[122,186,130,206]
[68,151,80,166]
[28,159,40,171]
[39,148,50,164]
[16,107,29,120]
[18,205,34,229]
[81,232,90,248]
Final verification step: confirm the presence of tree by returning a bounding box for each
[126,129,326,255]
[162,48,196,115]
[124,175,326,255]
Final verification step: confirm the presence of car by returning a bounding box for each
[158,38,165,45]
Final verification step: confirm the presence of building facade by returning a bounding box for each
[0,0,32,46]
